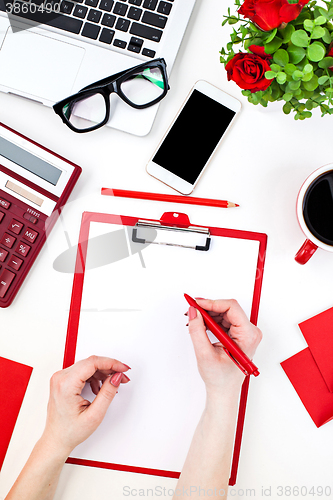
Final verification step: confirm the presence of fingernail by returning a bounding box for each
[188,306,197,321]
[122,374,131,382]
[110,372,122,387]
[122,363,131,370]
[195,297,206,300]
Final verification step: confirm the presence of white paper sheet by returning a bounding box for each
[71,219,260,472]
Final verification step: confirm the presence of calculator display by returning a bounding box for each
[0,136,62,186]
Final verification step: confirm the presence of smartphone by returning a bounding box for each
[146,80,241,195]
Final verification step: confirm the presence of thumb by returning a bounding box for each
[88,372,123,422]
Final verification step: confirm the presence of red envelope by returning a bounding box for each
[298,307,333,392]
[0,357,33,470]
[281,348,333,428]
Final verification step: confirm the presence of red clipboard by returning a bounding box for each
[63,209,267,484]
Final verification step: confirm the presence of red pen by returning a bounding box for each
[184,294,259,377]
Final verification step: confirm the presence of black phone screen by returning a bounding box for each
[152,89,236,185]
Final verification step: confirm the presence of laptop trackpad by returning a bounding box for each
[0,28,85,103]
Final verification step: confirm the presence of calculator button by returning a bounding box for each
[9,219,24,234]
[0,269,15,298]
[1,233,16,249]
[8,256,23,271]
[0,212,5,223]
[23,228,38,243]
[0,198,10,210]
[0,248,8,262]
[23,213,38,224]
[16,241,31,257]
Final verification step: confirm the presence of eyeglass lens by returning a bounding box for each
[62,65,165,131]
[120,66,165,106]
[62,92,107,131]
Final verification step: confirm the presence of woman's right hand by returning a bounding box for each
[188,298,262,395]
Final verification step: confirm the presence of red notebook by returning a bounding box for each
[0,357,33,470]
[281,348,333,428]
[299,307,333,392]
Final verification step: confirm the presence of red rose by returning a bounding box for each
[225,45,273,93]
[238,0,310,31]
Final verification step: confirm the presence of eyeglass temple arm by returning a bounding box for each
[79,58,167,93]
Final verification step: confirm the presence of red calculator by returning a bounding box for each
[0,123,81,307]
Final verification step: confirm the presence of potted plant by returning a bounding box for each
[220,0,333,119]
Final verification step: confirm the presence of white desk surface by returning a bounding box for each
[1,0,333,498]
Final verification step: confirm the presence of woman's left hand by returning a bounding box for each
[42,355,131,458]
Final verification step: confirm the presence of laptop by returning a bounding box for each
[0,0,196,135]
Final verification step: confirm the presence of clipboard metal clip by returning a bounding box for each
[132,212,211,252]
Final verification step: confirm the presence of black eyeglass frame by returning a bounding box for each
[53,58,169,133]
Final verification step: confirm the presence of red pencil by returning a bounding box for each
[101,188,239,208]
[184,294,259,377]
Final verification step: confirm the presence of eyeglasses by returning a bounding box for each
[53,58,169,133]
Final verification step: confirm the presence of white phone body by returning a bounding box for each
[146,80,241,195]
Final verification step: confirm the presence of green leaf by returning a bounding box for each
[240,25,249,38]
[322,28,331,44]
[283,92,293,101]
[270,80,282,99]
[287,79,301,90]
[264,28,277,44]
[305,99,313,109]
[302,71,314,81]
[292,69,304,79]
[265,70,277,79]
[303,63,313,74]
[228,16,239,24]
[314,15,327,25]
[270,63,281,72]
[304,19,314,31]
[264,37,283,54]
[318,7,329,19]
[279,24,295,43]
[284,63,297,75]
[276,71,287,84]
[288,44,306,64]
[283,101,292,114]
[307,42,326,62]
[318,57,333,69]
[273,48,289,66]
[318,75,329,84]
[291,30,310,47]
[311,26,326,39]
[303,74,319,90]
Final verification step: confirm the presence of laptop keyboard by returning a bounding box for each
[0,0,174,57]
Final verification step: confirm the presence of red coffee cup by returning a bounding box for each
[295,164,333,264]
